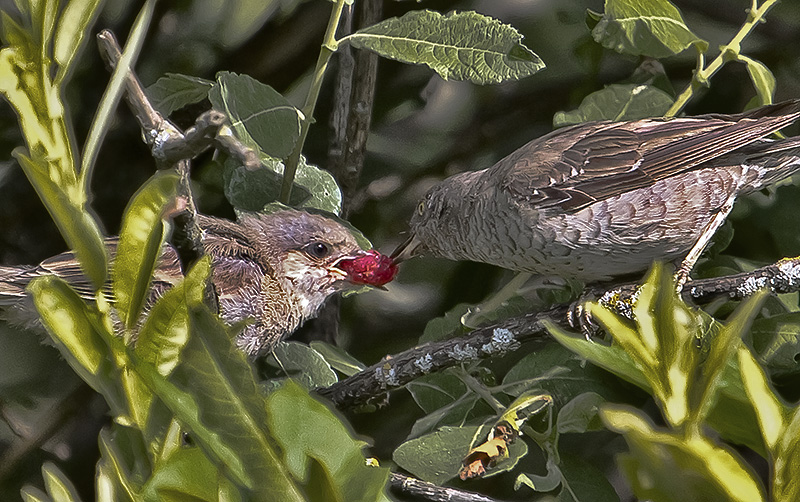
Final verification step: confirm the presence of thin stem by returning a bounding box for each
[665,0,778,117]
[280,0,347,204]
[459,368,505,414]
[462,272,532,329]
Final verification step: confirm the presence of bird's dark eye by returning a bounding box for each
[417,201,425,216]
[303,241,331,259]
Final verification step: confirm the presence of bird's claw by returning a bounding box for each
[566,296,601,341]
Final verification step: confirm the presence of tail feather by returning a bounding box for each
[0,265,33,305]
[740,134,800,192]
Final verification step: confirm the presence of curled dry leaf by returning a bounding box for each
[458,422,518,480]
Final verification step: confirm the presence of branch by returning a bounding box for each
[329,0,382,217]
[687,256,800,301]
[318,257,800,408]
[96,29,258,271]
[389,473,507,502]
[317,307,554,408]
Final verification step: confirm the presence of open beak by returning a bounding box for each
[390,233,424,264]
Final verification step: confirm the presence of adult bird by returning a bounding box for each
[0,209,397,355]
[394,100,800,285]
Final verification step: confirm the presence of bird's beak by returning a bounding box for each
[390,234,423,264]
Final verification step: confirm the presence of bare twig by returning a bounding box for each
[96,29,258,272]
[389,472,508,502]
[329,0,382,217]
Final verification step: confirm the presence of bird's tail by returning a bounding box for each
[0,265,31,305]
[744,134,800,190]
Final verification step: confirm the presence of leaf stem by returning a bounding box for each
[280,0,347,204]
[459,368,505,414]
[665,0,778,117]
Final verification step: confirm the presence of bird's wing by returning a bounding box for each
[0,239,183,303]
[499,100,800,212]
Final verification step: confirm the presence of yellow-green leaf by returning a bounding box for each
[738,346,787,451]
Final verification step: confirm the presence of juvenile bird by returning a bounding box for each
[394,100,800,283]
[0,209,397,355]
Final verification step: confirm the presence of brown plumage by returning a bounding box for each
[394,100,800,282]
[0,209,397,355]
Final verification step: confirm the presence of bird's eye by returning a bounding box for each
[417,201,425,216]
[303,241,331,259]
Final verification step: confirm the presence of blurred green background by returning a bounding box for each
[1,0,800,499]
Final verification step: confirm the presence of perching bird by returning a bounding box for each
[0,209,397,355]
[393,100,800,283]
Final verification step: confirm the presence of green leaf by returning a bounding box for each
[20,486,50,502]
[752,313,800,378]
[693,290,768,426]
[738,55,776,106]
[113,170,180,331]
[557,392,605,434]
[393,424,527,484]
[41,462,84,502]
[419,303,471,343]
[553,83,674,127]
[595,264,700,427]
[309,341,367,376]
[223,154,342,215]
[591,0,706,58]
[13,148,108,290]
[28,276,127,415]
[703,356,765,456]
[503,342,630,405]
[406,371,485,438]
[558,453,619,502]
[775,405,800,501]
[737,346,787,452]
[209,71,302,159]
[96,427,142,502]
[80,0,158,195]
[345,10,545,85]
[408,394,483,440]
[53,0,103,82]
[269,341,338,390]
[407,371,469,415]
[515,459,562,492]
[0,12,108,290]
[135,256,211,377]
[546,321,650,391]
[266,380,392,502]
[603,405,766,502]
[140,426,224,501]
[146,73,215,117]
[161,306,303,500]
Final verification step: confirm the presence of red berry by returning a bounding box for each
[337,250,398,286]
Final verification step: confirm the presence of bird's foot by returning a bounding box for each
[567,284,642,340]
[566,298,600,340]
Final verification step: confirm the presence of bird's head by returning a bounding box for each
[392,173,470,263]
[239,209,397,317]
